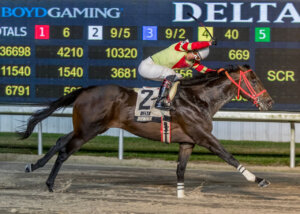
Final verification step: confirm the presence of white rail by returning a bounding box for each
[214,111,300,168]
[0,105,298,167]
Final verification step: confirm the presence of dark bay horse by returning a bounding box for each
[19,64,274,198]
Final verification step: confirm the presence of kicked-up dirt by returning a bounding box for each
[0,154,300,214]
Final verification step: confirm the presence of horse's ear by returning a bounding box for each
[242,64,251,69]
[223,64,235,73]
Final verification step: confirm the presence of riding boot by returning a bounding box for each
[155,75,177,110]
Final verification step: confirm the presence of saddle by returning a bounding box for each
[134,82,179,144]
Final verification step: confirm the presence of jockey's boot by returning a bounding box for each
[155,75,177,111]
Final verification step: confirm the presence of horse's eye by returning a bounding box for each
[252,79,257,84]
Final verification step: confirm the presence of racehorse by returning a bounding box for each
[19,64,274,198]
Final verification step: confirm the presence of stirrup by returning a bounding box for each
[156,80,179,111]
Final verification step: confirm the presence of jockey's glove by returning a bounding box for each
[211,37,217,46]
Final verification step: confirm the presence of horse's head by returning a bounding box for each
[225,65,274,111]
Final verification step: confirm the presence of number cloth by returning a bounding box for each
[138,41,214,81]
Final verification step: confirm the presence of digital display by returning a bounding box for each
[255,48,300,105]
[0,0,299,111]
[213,27,249,42]
[36,46,84,58]
[103,26,138,40]
[157,27,193,40]
[89,66,137,80]
[206,48,250,62]
[0,84,30,97]
[88,46,138,59]
[197,27,249,42]
[271,28,300,42]
[50,26,84,40]
[36,85,82,98]
[0,65,32,77]
[36,65,84,79]
[0,46,31,58]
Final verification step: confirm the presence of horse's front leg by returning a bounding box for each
[176,143,195,198]
[190,128,270,187]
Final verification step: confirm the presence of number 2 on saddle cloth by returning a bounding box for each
[134,82,180,143]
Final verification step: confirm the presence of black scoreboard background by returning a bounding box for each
[0,0,299,111]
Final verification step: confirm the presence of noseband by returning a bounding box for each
[225,69,266,106]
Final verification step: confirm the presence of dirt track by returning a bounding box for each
[0,154,300,214]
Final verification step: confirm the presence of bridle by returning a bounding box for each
[225,69,266,106]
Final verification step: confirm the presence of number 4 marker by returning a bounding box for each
[198,27,213,41]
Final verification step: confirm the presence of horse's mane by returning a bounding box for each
[180,64,250,87]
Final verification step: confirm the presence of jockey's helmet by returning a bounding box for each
[197,47,209,60]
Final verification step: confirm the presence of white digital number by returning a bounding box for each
[146,28,153,38]
[258,29,266,40]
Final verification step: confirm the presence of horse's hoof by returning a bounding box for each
[258,179,270,188]
[25,164,32,173]
[46,182,54,192]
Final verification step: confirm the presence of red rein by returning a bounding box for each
[225,69,266,107]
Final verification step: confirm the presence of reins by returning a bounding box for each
[225,69,266,106]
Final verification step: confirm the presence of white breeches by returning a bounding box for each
[138,57,182,81]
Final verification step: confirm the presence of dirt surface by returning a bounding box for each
[0,154,300,214]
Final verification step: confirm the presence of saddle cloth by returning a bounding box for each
[134,87,170,122]
[134,87,171,143]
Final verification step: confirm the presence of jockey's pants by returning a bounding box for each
[138,57,182,81]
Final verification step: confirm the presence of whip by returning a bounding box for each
[187,12,214,40]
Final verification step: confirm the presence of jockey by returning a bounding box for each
[138,39,217,110]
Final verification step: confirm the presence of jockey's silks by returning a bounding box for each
[151,41,214,73]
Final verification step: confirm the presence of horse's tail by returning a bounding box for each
[18,87,88,140]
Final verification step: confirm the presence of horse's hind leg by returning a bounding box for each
[25,132,73,173]
[45,136,84,192]
[176,143,194,198]
[45,127,108,192]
